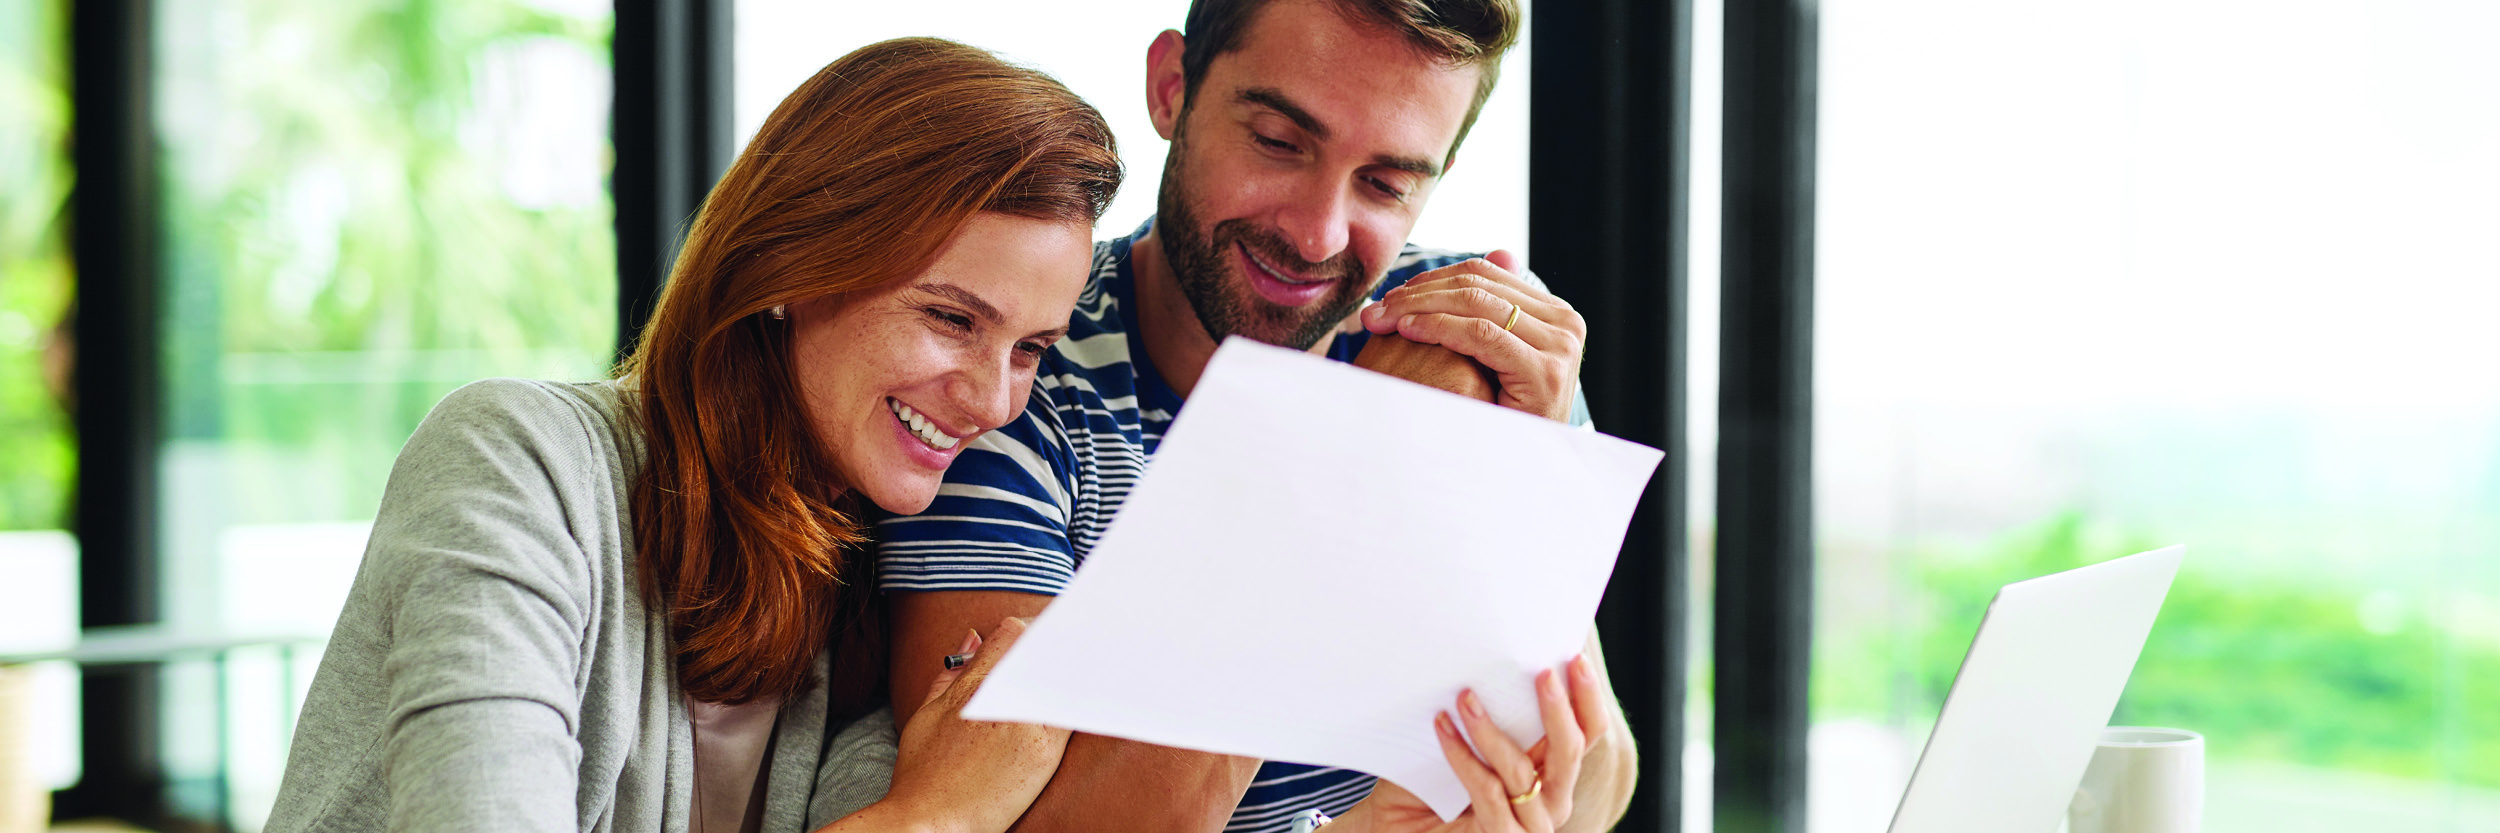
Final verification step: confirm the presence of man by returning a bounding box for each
[877,1,1637,830]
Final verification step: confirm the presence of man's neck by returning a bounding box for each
[1131,224,1336,401]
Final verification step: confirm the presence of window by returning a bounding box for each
[148,0,615,825]
[0,0,73,538]
[1814,0,2500,830]
[0,0,81,805]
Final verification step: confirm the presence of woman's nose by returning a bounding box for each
[951,353,1024,431]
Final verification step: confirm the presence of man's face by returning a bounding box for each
[1153,0,1482,350]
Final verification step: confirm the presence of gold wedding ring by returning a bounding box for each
[1502,302,1522,332]
[1508,777,1543,805]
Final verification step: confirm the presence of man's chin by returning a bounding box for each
[1225,301,1340,349]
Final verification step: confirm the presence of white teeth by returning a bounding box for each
[888,399,962,450]
[1245,245,1321,285]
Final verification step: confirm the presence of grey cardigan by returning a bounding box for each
[266,379,897,833]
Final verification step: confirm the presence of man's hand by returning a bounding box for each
[1350,333,1496,402]
[1357,250,1585,422]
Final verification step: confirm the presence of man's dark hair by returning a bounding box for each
[1179,0,1521,163]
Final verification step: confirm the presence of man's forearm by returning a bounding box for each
[1006,733,1262,833]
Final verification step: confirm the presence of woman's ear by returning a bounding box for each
[1145,29,1189,141]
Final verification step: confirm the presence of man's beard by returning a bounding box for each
[1156,149,1375,351]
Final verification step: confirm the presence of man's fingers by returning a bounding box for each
[1435,711,1519,831]
[1391,313,1572,419]
[1534,666,1589,818]
[1567,654,1610,753]
[1397,256,1570,320]
[1485,248,1522,274]
[1454,690,1540,802]
[1365,285,1575,354]
[1387,313,1538,372]
[1455,688,1557,833]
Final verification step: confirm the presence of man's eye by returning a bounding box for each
[1254,134,1300,154]
[1366,176,1409,201]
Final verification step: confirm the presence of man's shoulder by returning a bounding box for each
[1383,244,1482,289]
[1377,244,1548,298]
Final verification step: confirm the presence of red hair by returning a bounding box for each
[616,37,1120,707]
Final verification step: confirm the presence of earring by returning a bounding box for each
[768,305,787,320]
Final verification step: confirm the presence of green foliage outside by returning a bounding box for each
[1815,514,2500,789]
[0,0,73,532]
[1,0,621,531]
[157,0,617,525]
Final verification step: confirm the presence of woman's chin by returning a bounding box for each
[860,479,942,516]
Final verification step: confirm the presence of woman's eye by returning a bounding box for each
[923,307,973,331]
[1014,341,1048,360]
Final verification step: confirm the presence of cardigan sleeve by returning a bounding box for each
[357,379,607,832]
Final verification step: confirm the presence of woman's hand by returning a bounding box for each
[1331,655,1611,833]
[825,616,1069,833]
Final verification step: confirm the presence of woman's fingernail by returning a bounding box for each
[1436,711,1456,735]
[957,629,980,654]
[1399,314,1417,330]
[1573,655,1595,681]
[1462,689,1487,720]
[1540,669,1562,697]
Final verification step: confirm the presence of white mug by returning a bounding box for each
[2068,726,2203,833]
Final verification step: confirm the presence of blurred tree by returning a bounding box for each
[1815,513,2500,788]
[0,0,74,532]
[156,0,617,525]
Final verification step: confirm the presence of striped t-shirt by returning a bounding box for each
[876,219,1586,832]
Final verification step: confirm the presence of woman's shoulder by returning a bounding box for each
[406,377,637,469]
[380,378,640,542]
[358,378,644,623]
[424,377,631,437]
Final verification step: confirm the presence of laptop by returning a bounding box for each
[1886,545,2185,833]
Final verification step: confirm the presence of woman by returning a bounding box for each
[266,36,1597,833]
[269,37,1110,833]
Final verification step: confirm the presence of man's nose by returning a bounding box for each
[1274,177,1353,266]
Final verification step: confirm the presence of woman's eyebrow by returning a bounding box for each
[915,282,1070,340]
[911,282,1003,323]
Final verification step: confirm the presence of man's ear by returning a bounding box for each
[1145,29,1189,141]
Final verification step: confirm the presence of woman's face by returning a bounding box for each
[789,212,1094,515]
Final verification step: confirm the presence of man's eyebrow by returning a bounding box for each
[1372,153,1442,179]
[1237,87,1331,141]
[911,282,1002,323]
[1236,86,1444,179]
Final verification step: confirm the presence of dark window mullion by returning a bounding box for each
[62,0,167,823]
[1714,0,1820,830]
[613,0,735,362]
[1530,0,1693,829]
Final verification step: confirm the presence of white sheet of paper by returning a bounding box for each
[961,338,1663,821]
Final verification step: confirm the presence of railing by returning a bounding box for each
[2,627,326,833]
